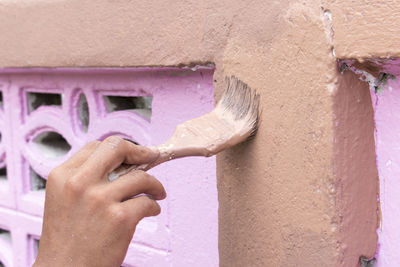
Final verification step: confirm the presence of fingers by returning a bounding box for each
[109,170,166,201]
[120,196,161,223]
[80,136,159,180]
[61,141,101,169]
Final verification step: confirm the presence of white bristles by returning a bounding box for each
[217,75,260,138]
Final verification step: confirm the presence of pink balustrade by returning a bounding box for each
[0,68,218,267]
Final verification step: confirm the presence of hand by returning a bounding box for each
[33,136,165,267]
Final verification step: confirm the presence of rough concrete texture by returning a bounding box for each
[321,0,400,60]
[0,0,383,266]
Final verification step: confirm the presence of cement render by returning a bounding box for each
[0,0,387,266]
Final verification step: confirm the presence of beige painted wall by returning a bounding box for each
[0,0,390,266]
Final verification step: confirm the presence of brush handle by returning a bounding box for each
[108,111,231,181]
[108,143,214,181]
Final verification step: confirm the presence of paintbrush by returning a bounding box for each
[109,75,260,181]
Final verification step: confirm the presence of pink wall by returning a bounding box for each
[0,68,218,266]
[370,75,400,266]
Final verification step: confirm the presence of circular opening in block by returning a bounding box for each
[78,93,89,132]
[31,131,71,158]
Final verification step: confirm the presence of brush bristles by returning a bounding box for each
[218,75,260,137]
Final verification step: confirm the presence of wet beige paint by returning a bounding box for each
[334,70,379,265]
[0,0,387,266]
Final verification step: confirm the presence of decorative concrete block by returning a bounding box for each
[0,68,218,267]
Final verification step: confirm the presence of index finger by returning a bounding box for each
[61,140,100,169]
[80,136,159,181]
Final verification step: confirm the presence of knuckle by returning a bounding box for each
[104,136,123,147]
[104,136,129,158]
[142,149,155,160]
[134,170,149,181]
[137,172,157,188]
[134,172,165,199]
[108,205,128,225]
[86,188,106,207]
[77,166,92,178]
[131,197,161,224]
[146,174,164,192]
[129,146,152,162]
[140,146,157,159]
[136,145,148,154]
[87,140,101,149]
[64,177,85,196]
[48,166,64,183]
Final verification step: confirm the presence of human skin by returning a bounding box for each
[33,136,166,267]
[0,1,384,265]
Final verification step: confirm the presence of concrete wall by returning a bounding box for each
[1,0,397,266]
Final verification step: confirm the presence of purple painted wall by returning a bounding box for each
[371,76,400,266]
[0,68,218,267]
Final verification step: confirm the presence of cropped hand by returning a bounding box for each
[33,136,165,267]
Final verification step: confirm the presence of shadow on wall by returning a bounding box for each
[334,60,379,266]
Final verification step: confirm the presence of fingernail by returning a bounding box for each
[153,193,166,200]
